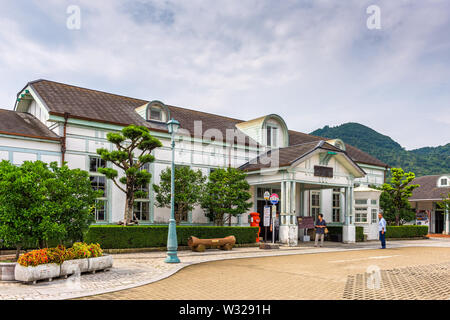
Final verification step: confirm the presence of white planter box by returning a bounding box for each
[88,255,113,272]
[15,263,60,283]
[60,258,89,277]
[0,262,17,281]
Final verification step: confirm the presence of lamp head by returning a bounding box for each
[167,118,180,135]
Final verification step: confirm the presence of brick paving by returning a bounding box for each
[1,239,449,300]
[80,246,450,300]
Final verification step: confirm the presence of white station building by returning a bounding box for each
[0,80,389,243]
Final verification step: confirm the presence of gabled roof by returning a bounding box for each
[409,175,450,201]
[0,109,60,141]
[19,79,388,167]
[288,130,388,168]
[239,140,365,177]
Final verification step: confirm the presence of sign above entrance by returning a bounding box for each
[269,193,279,205]
[314,165,333,178]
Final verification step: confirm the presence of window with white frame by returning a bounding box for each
[133,201,149,221]
[371,208,378,224]
[89,156,108,222]
[355,207,368,223]
[440,178,448,186]
[134,163,150,221]
[266,125,278,148]
[355,199,368,205]
[332,188,340,222]
[311,191,320,220]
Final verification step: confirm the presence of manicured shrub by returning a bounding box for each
[386,225,428,238]
[85,225,259,249]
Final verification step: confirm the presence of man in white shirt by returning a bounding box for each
[378,212,387,249]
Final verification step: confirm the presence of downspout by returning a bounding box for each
[61,112,70,164]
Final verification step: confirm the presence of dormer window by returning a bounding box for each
[267,125,278,148]
[437,176,450,187]
[144,101,169,122]
[150,107,162,121]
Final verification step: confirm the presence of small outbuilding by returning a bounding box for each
[409,175,450,235]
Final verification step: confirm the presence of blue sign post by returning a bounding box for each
[269,194,279,244]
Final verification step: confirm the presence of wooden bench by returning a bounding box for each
[187,236,236,252]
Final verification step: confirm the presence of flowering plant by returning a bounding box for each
[17,243,104,267]
[18,249,50,267]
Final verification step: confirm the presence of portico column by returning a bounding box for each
[445,208,449,235]
[343,186,356,243]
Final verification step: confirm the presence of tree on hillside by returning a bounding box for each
[200,167,252,226]
[153,166,206,224]
[96,125,162,225]
[0,160,100,260]
[381,168,420,226]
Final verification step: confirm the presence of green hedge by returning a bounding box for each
[85,225,259,249]
[325,226,365,242]
[386,226,428,238]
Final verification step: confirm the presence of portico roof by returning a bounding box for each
[239,140,366,177]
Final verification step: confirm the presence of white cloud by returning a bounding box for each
[0,0,448,149]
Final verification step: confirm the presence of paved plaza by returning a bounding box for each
[1,239,449,300]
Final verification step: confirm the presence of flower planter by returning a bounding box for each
[88,255,113,273]
[60,258,89,277]
[0,262,17,282]
[14,263,60,284]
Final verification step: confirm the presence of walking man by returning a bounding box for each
[378,212,387,249]
[314,213,327,247]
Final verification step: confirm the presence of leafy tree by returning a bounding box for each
[153,166,206,224]
[379,191,415,225]
[0,160,99,260]
[381,168,420,226]
[200,167,252,226]
[47,162,100,242]
[96,125,162,225]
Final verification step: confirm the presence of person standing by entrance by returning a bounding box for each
[378,212,387,249]
[314,214,327,247]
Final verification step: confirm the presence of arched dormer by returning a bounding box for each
[135,100,170,123]
[262,114,289,148]
[235,114,289,148]
[328,138,346,151]
[437,175,450,187]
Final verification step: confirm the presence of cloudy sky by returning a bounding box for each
[0,0,448,149]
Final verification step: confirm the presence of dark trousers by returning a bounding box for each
[379,231,386,248]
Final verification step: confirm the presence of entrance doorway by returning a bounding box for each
[434,210,444,234]
[256,187,280,242]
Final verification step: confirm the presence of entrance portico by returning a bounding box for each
[241,140,366,244]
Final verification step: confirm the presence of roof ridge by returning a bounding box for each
[29,79,149,104]
[166,104,245,122]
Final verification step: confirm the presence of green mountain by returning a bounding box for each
[310,122,450,177]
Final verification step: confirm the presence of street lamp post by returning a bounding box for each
[165,118,180,263]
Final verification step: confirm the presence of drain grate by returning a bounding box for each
[343,262,450,300]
